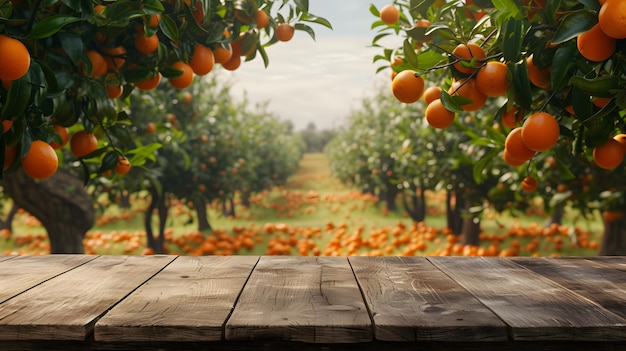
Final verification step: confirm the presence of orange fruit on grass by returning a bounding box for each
[423,86,442,105]
[70,130,98,158]
[577,24,615,62]
[168,61,194,89]
[0,35,30,81]
[521,112,559,151]
[22,140,58,180]
[593,138,625,169]
[115,155,132,175]
[598,0,626,39]
[379,5,400,25]
[50,125,69,149]
[425,99,455,129]
[190,44,215,76]
[521,176,538,192]
[448,78,487,111]
[505,127,535,161]
[135,72,161,90]
[526,54,551,89]
[452,43,485,74]
[391,70,424,104]
[476,61,509,97]
[275,23,295,42]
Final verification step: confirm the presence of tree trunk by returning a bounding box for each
[0,202,18,233]
[240,191,251,208]
[446,190,463,235]
[3,169,94,253]
[118,190,131,209]
[382,185,398,212]
[545,206,564,227]
[194,197,212,232]
[145,187,167,254]
[402,186,426,222]
[461,198,481,246]
[599,212,626,255]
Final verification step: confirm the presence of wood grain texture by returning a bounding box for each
[590,256,626,272]
[225,256,371,343]
[0,255,175,341]
[349,256,508,342]
[95,256,259,342]
[0,255,98,304]
[428,257,626,341]
[0,255,17,263]
[511,257,626,320]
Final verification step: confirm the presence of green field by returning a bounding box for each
[1,153,604,257]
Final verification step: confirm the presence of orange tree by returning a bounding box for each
[0,0,330,253]
[371,0,626,254]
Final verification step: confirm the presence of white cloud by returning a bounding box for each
[218,0,402,131]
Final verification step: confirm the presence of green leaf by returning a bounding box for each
[507,61,532,110]
[300,13,332,29]
[28,15,80,39]
[551,10,596,45]
[1,71,32,120]
[492,0,523,19]
[57,31,83,66]
[569,75,620,97]
[550,41,577,92]
[159,14,180,43]
[294,23,316,41]
[440,90,467,113]
[501,18,525,62]
[403,39,418,68]
[293,0,309,12]
[571,86,593,120]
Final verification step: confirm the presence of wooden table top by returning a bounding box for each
[0,255,624,350]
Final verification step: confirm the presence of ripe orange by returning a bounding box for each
[0,35,30,81]
[476,61,509,97]
[213,44,233,64]
[147,14,160,28]
[391,70,425,104]
[50,125,69,149]
[577,24,615,62]
[2,120,13,133]
[276,23,295,42]
[592,97,612,108]
[521,112,559,151]
[526,55,551,89]
[448,78,487,111]
[521,176,538,192]
[425,99,455,129]
[598,0,626,39]
[255,9,270,28]
[146,122,157,134]
[613,133,626,151]
[115,155,132,175]
[501,106,521,128]
[22,140,58,180]
[379,5,400,25]
[423,86,442,105]
[168,61,194,89]
[505,127,535,161]
[70,130,98,158]
[102,45,127,70]
[135,72,161,90]
[106,84,123,99]
[134,31,159,54]
[189,44,215,76]
[85,50,107,78]
[222,54,241,71]
[452,43,485,74]
[503,149,527,167]
[593,138,625,169]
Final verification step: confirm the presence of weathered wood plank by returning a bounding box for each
[511,257,626,320]
[95,256,259,342]
[225,256,371,343]
[0,255,98,304]
[589,257,626,272]
[0,255,17,263]
[428,257,626,341]
[0,255,175,341]
[349,256,508,342]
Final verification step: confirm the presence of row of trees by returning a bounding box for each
[356,0,626,254]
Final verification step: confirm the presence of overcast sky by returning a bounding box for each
[219,0,401,131]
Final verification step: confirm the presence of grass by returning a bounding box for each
[1,153,604,257]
